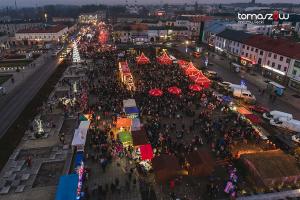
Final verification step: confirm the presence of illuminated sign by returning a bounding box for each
[262,65,286,75]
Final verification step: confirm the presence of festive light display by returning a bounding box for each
[72,42,81,63]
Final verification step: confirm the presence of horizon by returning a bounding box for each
[1,0,300,8]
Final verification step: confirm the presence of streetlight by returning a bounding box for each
[185,40,189,53]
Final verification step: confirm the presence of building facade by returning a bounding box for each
[0,21,42,36]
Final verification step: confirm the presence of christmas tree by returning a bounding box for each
[72,42,81,63]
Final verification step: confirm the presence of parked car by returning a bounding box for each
[262,110,293,121]
[233,89,256,103]
[248,105,269,114]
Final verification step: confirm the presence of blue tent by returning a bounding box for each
[125,107,139,115]
[222,96,232,102]
[74,151,84,169]
[55,174,78,200]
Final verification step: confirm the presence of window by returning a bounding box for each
[294,60,300,69]
[241,52,244,55]
[274,54,277,59]
[268,52,272,57]
[272,62,275,67]
[247,46,249,50]
[260,50,263,55]
[280,56,283,61]
[267,60,270,65]
[284,67,287,71]
[286,58,291,63]
[246,53,248,57]
[251,47,254,51]
[255,48,258,53]
[242,44,245,48]
[277,64,281,70]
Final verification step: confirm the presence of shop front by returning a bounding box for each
[261,65,289,85]
[289,77,300,92]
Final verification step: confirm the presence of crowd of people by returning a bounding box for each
[74,26,270,199]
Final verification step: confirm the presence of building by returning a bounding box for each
[78,11,106,24]
[15,25,68,45]
[52,17,76,23]
[215,29,254,62]
[242,35,300,86]
[0,20,42,36]
[202,20,232,47]
[227,23,273,36]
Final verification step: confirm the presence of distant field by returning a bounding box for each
[0,74,12,85]
[0,60,32,68]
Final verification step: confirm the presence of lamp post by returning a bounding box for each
[185,40,189,53]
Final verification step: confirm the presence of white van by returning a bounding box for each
[263,110,293,121]
[233,89,256,103]
[270,118,300,133]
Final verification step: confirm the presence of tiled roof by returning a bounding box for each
[216,29,254,43]
[244,35,300,60]
[17,25,67,34]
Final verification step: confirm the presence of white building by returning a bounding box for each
[226,23,274,36]
[0,20,42,36]
[215,29,254,62]
[15,25,68,45]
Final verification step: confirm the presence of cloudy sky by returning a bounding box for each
[1,0,299,7]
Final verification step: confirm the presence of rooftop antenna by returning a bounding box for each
[15,0,17,10]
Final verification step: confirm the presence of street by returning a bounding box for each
[176,45,300,119]
[0,53,61,138]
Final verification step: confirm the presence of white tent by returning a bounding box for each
[71,121,90,151]
[123,99,136,108]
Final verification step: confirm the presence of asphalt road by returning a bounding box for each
[176,45,300,119]
[0,52,61,138]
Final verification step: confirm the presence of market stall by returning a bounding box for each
[186,150,214,176]
[118,131,133,146]
[149,88,163,97]
[118,61,136,91]
[140,144,154,161]
[116,117,132,129]
[124,107,139,119]
[55,174,78,200]
[123,99,137,108]
[71,121,91,152]
[156,52,173,65]
[167,86,182,95]
[136,52,150,65]
[189,84,202,92]
[132,130,149,147]
[152,154,182,183]
[131,118,142,131]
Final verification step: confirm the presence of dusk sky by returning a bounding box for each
[1,0,300,7]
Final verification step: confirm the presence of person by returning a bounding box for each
[26,156,32,168]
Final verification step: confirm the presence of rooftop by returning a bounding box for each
[16,25,67,34]
[244,34,300,60]
[216,29,254,43]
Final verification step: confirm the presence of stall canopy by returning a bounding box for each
[131,118,141,131]
[152,154,182,183]
[71,121,90,147]
[116,118,132,128]
[189,84,202,92]
[55,174,78,200]
[118,131,132,146]
[186,150,214,176]
[74,151,84,169]
[237,107,252,115]
[167,86,182,95]
[140,144,154,160]
[125,107,139,115]
[149,88,163,97]
[119,61,130,73]
[79,115,88,121]
[136,52,150,65]
[157,52,172,65]
[132,129,149,146]
[123,99,137,108]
